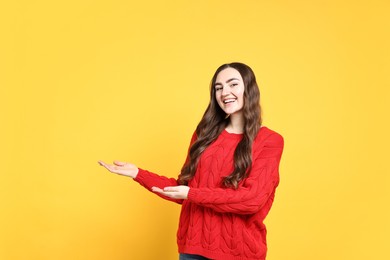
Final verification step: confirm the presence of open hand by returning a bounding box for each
[98,160,139,178]
[152,186,190,200]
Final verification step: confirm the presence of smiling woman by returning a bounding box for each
[98,62,284,260]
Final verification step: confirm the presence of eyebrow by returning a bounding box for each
[215,77,241,86]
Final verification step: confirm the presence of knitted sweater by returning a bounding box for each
[134,126,284,260]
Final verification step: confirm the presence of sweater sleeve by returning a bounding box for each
[187,132,284,214]
[133,168,183,204]
[132,131,198,204]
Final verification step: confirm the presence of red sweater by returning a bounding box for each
[134,126,284,260]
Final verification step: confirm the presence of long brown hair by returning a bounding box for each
[178,62,262,189]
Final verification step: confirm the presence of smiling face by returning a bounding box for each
[214,67,245,116]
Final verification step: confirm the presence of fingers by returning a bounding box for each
[151,186,189,199]
[152,186,183,193]
[152,186,177,193]
[163,186,177,192]
[151,187,164,193]
[152,186,173,196]
[98,160,124,169]
[98,160,110,168]
[98,160,119,173]
[114,160,126,166]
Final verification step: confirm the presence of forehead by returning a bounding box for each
[215,67,243,82]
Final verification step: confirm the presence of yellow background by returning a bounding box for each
[1,0,389,259]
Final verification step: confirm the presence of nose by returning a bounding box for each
[221,85,230,96]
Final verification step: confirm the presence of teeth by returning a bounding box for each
[223,99,236,104]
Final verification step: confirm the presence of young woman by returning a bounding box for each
[98,62,284,260]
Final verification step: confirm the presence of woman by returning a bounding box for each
[98,62,284,260]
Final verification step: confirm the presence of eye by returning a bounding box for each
[230,83,238,87]
[215,86,223,91]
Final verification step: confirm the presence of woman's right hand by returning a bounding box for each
[98,160,139,179]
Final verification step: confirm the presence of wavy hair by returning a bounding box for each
[178,62,262,189]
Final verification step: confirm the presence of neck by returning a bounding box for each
[226,112,244,134]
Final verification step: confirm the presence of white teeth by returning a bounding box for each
[223,99,236,104]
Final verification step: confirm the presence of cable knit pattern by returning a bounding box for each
[134,126,284,260]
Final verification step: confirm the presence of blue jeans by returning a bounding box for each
[179,253,210,260]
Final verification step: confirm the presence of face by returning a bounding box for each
[214,67,245,116]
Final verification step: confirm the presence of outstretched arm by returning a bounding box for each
[98,160,183,204]
[98,132,197,204]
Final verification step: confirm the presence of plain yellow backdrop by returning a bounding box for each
[1,0,389,259]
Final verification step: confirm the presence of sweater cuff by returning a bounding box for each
[133,168,150,187]
[187,187,200,202]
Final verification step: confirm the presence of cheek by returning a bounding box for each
[215,93,220,103]
[214,95,223,107]
[238,89,245,107]
[237,89,245,100]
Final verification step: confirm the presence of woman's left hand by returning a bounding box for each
[151,185,190,200]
